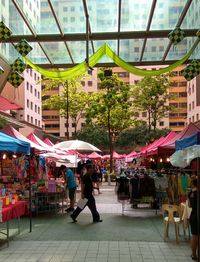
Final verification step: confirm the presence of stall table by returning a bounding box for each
[0,201,27,246]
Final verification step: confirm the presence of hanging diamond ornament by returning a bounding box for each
[182,60,200,81]
[0,21,12,40]
[7,71,24,88]
[168,27,186,45]
[14,39,33,57]
[11,58,26,73]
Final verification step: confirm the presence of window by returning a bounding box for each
[35,119,37,125]
[31,116,33,124]
[35,105,37,112]
[192,84,194,93]
[70,17,75,22]
[27,99,29,108]
[30,85,33,93]
[38,121,40,127]
[38,92,40,99]
[197,114,199,121]
[30,69,32,77]
[81,123,85,127]
[134,47,139,53]
[27,115,30,122]
[88,81,92,86]
[26,82,29,90]
[72,123,76,127]
[35,89,37,96]
[179,92,187,97]
[31,102,33,110]
[179,103,187,108]
[188,87,191,95]
[192,101,195,109]
[134,112,139,117]
[34,73,37,81]
[189,104,191,111]
[189,118,191,123]
[38,107,40,114]
[71,6,75,11]
[81,81,85,86]
[192,116,194,122]
[159,121,164,126]
[63,7,68,11]
[159,46,164,52]
[151,46,156,52]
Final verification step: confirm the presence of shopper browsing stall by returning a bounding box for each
[65,167,76,212]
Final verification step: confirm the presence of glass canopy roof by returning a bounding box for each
[0,0,199,68]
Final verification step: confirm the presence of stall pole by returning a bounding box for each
[197,158,200,262]
[29,155,32,233]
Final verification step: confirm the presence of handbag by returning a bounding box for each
[77,198,88,209]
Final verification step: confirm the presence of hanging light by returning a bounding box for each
[2,154,7,160]
[166,157,170,162]
[12,154,17,159]
[160,158,163,163]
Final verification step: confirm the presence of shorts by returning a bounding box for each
[68,187,76,200]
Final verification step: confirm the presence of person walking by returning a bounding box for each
[70,164,102,223]
[65,167,77,212]
[188,178,199,260]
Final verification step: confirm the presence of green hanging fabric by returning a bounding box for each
[11,58,26,73]
[7,71,24,88]
[22,38,200,80]
[182,60,200,81]
[168,27,186,45]
[0,21,12,40]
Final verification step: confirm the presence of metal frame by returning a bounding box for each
[5,0,199,68]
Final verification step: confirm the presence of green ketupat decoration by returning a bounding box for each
[11,58,26,73]
[7,71,24,88]
[14,39,33,57]
[182,60,200,81]
[0,21,12,40]
[168,27,186,45]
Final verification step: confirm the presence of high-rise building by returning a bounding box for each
[0,0,42,135]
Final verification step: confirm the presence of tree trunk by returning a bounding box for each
[74,120,77,138]
[148,109,151,133]
[107,109,113,174]
[66,81,69,140]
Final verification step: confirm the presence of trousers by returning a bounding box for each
[71,194,100,222]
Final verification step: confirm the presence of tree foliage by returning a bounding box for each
[132,75,173,131]
[42,77,89,136]
[116,121,170,147]
[86,68,134,172]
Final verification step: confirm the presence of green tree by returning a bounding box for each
[116,121,170,147]
[86,69,134,172]
[42,77,89,138]
[75,123,109,148]
[132,75,172,132]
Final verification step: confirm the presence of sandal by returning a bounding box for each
[191,255,197,260]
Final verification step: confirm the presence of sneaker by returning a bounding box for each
[93,219,103,223]
[70,214,77,223]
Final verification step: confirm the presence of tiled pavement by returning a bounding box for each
[0,184,192,261]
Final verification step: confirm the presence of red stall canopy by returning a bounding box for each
[44,138,54,146]
[158,123,200,155]
[147,131,177,156]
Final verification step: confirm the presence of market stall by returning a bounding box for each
[0,132,30,245]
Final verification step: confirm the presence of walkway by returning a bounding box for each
[0,184,192,261]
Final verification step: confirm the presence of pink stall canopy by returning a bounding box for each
[146,131,177,156]
[158,123,200,155]
[87,152,102,159]
[126,151,138,158]
[27,132,54,152]
[1,125,45,152]
[103,151,125,160]
[43,138,54,146]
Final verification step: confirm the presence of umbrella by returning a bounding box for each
[53,140,101,152]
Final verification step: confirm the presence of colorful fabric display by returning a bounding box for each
[11,58,26,73]
[14,39,33,57]
[182,60,200,81]
[0,21,12,40]
[7,71,24,88]
[168,27,186,45]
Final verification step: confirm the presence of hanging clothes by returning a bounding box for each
[116,176,130,200]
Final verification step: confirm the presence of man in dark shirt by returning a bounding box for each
[70,164,102,223]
